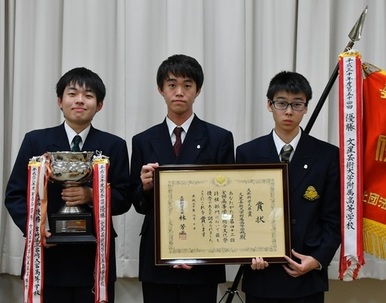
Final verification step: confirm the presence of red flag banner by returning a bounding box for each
[338,51,365,280]
[362,62,386,260]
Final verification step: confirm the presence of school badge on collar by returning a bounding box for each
[303,185,320,201]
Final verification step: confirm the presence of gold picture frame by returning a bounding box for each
[154,164,291,265]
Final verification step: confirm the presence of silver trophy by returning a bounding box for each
[46,151,96,243]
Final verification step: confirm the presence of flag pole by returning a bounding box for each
[304,5,368,134]
[218,266,244,303]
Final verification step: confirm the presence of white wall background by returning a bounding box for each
[1,0,386,301]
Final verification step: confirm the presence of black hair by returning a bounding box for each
[56,67,106,103]
[156,54,204,91]
[266,71,312,103]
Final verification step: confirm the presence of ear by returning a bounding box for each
[57,98,63,109]
[196,88,201,97]
[158,86,164,96]
[96,102,104,112]
[267,100,273,112]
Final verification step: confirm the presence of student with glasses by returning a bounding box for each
[236,71,341,303]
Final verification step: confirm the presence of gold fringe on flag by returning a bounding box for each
[363,218,386,259]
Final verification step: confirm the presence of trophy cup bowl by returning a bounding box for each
[47,151,96,243]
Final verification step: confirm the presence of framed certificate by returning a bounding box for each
[154,164,291,265]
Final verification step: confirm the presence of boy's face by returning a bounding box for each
[158,73,201,121]
[267,90,308,136]
[58,83,103,131]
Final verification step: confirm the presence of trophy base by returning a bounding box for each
[47,234,97,244]
[47,212,96,244]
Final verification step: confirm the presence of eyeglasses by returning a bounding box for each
[270,100,307,111]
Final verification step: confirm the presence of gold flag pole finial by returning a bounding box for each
[304,6,368,134]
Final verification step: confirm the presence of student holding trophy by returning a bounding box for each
[5,67,131,303]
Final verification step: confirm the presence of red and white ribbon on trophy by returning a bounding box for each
[24,153,111,303]
[24,155,48,303]
[92,155,111,303]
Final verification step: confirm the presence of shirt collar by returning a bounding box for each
[166,113,194,139]
[272,128,301,156]
[64,122,91,149]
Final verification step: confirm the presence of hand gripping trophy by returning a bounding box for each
[46,151,95,243]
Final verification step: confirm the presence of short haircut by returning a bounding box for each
[56,67,106,103]
[156,54,204,91]
[266,71,312,103]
